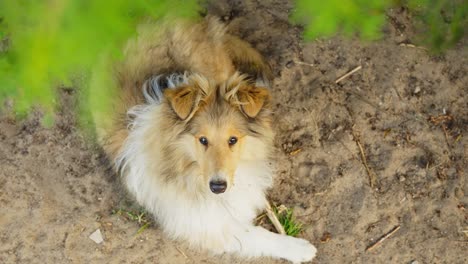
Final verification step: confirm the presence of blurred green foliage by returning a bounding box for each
[405,0,467,52]
[292,0,467,50]
[0,0,466,130]
[0,0,199,127]
[291,0,391,40]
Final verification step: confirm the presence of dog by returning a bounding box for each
[97,16,317,263]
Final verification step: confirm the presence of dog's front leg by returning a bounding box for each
[225,225,317,263]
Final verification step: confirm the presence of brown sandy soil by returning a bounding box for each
[1,1,467,263]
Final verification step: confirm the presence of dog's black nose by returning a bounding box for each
[209,180,227,194]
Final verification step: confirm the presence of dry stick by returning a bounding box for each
[265,201,286,235]
[335,65,362,83]
[441,125,452,153]
[175,245,188,259]
[354,135,377,188]
[255,213,267,222]
[399,43,428,51]
[294,60,314,67]
[289,148,302,156]
[366,225,401,252]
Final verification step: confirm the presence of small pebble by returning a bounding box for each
[89,229,104,244]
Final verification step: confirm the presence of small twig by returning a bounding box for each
[289,148,302,156]
[399,43,428,51]
[335,65,362,84]
[136,222,150,235]
[255,213,267,222]
[353,133,377,188]
[265,201,286,235]
[366,225,401,252]
[175,245,188,259]
[441,125,452,151]
[429,114,454,153]
[294,60,314,67]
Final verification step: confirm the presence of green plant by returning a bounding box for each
[273,205,304,237]
[291,0,390,40]
[291,0,467,52]
[112,207,153,234]
[405,0,467,52]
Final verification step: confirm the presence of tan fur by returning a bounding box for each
[164,86,199,120]
[237,85,271,118]
[100,17,273,160]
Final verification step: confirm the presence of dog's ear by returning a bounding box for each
[237,85,270,118]
[164,86,198,120]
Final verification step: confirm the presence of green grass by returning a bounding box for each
[273,205,304,237]
[112,207,153,235]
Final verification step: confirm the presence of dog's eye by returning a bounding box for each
[228,136,238,146]
[199,136,208,146]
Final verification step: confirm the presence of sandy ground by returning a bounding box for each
[1,1,467,263]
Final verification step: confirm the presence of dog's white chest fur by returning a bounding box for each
[128,161,270,250]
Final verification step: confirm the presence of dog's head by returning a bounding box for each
[163,74,272,194]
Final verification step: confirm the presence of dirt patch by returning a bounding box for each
[1,1,467,263]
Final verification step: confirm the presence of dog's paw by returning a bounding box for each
[280,236,317,263]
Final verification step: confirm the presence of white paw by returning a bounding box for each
[280,236,317,263]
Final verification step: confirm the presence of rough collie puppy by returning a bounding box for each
[98,17,316,263]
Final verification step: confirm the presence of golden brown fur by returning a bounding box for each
[100,17,273,160]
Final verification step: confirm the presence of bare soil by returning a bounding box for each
[1,1,467,263]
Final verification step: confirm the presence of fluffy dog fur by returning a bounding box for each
[98,17,316,263]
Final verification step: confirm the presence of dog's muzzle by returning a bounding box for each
[209,180,227,194]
